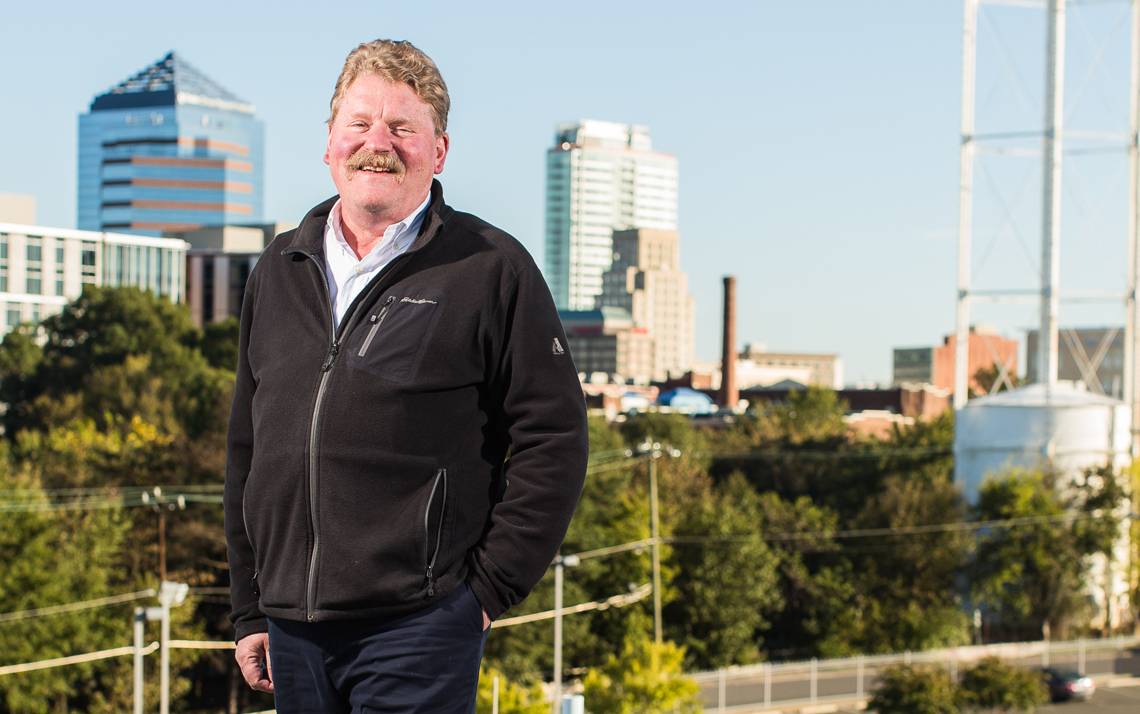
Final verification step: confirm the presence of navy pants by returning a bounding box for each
[267,584,489,713]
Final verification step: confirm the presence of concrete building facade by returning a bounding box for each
[78,52,264,235]
[544,120,677,311]
[736,344,844,390]
[559,307,654,383]
[167,223,288,327]
[893,326,1018,397]
[0,223,188,334]
[599,228,694,380]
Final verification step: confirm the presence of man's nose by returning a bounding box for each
[362,124,395,152]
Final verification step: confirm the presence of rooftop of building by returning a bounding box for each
[963,381,1125,408]
[0,222,190,249]
[90,51,254,114]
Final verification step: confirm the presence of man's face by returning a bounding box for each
[324,73,448,219]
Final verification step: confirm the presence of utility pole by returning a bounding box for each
[133,608,145,714]
[648,445,662,645]
[552,553,579,714]
[142,488,185,583]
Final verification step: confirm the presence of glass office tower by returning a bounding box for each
[544,120,678,311]
[78,51,264,235]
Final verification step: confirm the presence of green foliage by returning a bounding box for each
[198,317,240,371]
[476,666,549,714]
[971,365,1019,397]
[764,386,849,445]
[868,664,960,714]
[581,631,701,714]
[0,286,232,440]
[0,467,126,712]
[971,467,1126,638]
[619,412,706,455]
[664,471,780,668]
[958,657,1047,712]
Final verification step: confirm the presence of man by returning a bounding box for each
[224,39,588,712]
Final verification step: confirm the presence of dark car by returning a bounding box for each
[1039,668,1095,702]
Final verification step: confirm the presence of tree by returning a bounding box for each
[972,365,1019,397]
[764,386,849,445]
[970,467,1126,639]
[0,286,231,441]
[755,492,862,659]
[958,657,1047,712]
[475,666,548,714]
[848,472,971,653]
[663,471,780,669]
[868,664,959,714]
[580,631,701,714]
[0,466,127,713]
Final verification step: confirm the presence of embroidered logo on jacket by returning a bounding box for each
[552,338,565,355]
[400,297,438,305]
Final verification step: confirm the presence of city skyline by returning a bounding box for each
[2,1,1131,384]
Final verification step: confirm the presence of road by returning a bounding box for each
[699,646,1140,712]
[1038,684,1140,712]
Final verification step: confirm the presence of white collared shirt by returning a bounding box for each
[323,193,431,328]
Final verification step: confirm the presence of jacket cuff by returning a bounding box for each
[467,552,512,620]
[234,617,268,644]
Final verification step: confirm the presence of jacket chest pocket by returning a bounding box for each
[351,295,443,383]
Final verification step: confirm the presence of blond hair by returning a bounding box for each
[328,39,450,135]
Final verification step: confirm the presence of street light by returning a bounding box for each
[552,553,580,714]
[145,581,189,714]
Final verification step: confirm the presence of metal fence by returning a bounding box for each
[690,635,1140,713]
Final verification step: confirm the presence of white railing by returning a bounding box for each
[690,635,1140,712]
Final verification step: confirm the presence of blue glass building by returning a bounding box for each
[78,52,264,235]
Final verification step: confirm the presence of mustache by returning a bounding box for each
[346,150,406,176]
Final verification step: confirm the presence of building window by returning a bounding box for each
[81,242,97,286]
[26,238,43,295]
[0,237,8,293]
[55,245,65,296]
[202,260,215,324]
[6,306,20,329]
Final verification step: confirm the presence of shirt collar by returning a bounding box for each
[325,191,432,259]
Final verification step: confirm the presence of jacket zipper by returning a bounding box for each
[424,468,447,597]
[296,250,412,622]
[358,296,396,357]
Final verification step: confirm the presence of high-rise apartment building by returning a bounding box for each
[545,120,677,310]
[599,228,694,380]
[0,222,188,334]
[78,52,264,235]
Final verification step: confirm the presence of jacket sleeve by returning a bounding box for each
[467,251,589,620]
[224,268,266,643]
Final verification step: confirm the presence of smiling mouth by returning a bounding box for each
[347,149,405,178]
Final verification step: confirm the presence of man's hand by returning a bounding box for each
[235,632,273,693]
[482,609,491,632]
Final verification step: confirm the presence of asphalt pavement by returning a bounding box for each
[1037,682,1140,712]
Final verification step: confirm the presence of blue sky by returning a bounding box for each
[1,0,1131,383]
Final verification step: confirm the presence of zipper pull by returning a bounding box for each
[320,341,340,372]
[426,565,435,597]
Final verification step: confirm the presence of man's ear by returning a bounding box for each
[434,132,450,174]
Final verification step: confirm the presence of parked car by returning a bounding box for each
[1039,668,1095,702]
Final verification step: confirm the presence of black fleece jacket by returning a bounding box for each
[224,181,588,642]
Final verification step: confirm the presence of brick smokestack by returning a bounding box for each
[721,275,738,409]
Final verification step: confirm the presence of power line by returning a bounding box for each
[0,642,158,677]
[0,589,156,624]
[664,510,1115,547]
[0,491,223,513]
